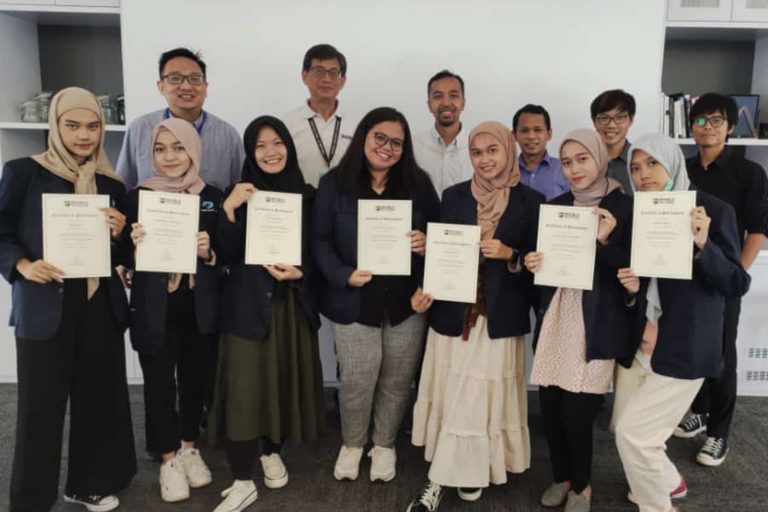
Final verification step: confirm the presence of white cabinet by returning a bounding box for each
[0,0,53,5]
[55,0,119,6]
[732,0,768,22]
[668,0,733,21]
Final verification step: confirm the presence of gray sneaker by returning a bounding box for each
[565,491,591,512]
[541,482,570,507]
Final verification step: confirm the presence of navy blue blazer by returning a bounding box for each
[217,184,319,341]
[310,169,441,325]
[533,188,636,362]
[429,181,544,339]
[622,191,751,379]
[0,157,130,340]
[125,185,223,354]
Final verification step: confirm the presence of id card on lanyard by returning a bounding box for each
[308,116,341,169]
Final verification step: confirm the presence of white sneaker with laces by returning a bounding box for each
[260,453,289,489]
[159,458,190,502]
[333,445,364,481]
[62,494,119,512]
[368,445,396,482]
[213,480,258,512]
[177,447,213,488]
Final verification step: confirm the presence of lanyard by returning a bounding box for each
[163,109,207,134]
[308,116,341,167]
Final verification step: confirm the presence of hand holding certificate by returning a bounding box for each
[357,199,412,275]
[423,222,481,303]
[245,191,302,266]
[631,190,696,279]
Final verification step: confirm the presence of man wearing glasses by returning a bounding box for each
[283,44,356,187]
[590,89,636,196]
[117,47,244,191]
[675,93,768,467]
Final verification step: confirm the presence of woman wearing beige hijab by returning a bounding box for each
[406,121,544,512]
[0,87,136,512]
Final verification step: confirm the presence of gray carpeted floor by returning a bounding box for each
[0,384,766,511]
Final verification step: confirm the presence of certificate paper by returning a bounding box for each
[245,191,302,266]
[423,222,481,303]
[136,190,199,274]
[357,199,412,275]
[631,191,696,279]
[42,193,111,278]
[535,204,598,291]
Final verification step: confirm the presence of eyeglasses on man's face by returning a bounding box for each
[693,115,726,128]
[309,66,342,80]
[595,113,630,126]
[162,73,206,86]
[373,132,404,152]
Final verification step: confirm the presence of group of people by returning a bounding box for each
[1,42,766,512]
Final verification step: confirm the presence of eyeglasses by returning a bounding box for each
[373,132,404,152]
[694,115,726,128]
[309,66,342,80]
[162,73,206,86]
[595,113,630,126]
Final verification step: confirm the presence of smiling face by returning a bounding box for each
[254,125,288,174]
[301,57,346,103]
[57,108,102,164]
[427,76,465,128]
[157,56,208,117]
[560,141,601,191]
[470,132,508,181]
[364,121,405,174]
[630,148,670,192]
[593,106,633,148]
[152,128,192,178]
[514,112,551,160]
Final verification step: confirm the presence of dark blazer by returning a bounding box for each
[622,191,751,379]
[0,157,130,340]
[125,185,223,354]
[429,181,544,339]
[533,188,635,362]
[310,169,441,325]
[217,184,319,341]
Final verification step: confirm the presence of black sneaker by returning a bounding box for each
[63,494,119,512]
[406,480,444,511]
[696,437,728,467]
[673,413,707,439]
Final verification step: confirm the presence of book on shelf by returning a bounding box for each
[661,92,699,139]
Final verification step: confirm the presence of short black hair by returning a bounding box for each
[513,104,552,131]
[158,48,206,80]
[689,93,738,128]
[302,44,347,76]
[590,89,636,119]
[427,70,465,96]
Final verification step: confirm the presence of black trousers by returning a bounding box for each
[691,297,740,440]
[139,287,215,455]
[227,438,284,481]
[10,281,136,512]
[539,385,604,494]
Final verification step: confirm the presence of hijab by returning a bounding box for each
[139,118,206,194]
[559,128,621,206]
[240,115,306,193]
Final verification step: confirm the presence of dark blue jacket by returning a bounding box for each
[622,191,751,379]
[0,157,130,340]
[310,169,440,325]
[125,185,223,354]
[217,184,319,340]
[533,188,636,362]
[429,181,544,339]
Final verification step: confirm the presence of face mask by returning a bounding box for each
[663,178,674,192]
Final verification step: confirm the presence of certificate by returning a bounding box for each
[631,191,696,279]
[357,199,412,275]
[535,204,598,290]
[135,190,199,274]
[245,191,302,266]
[42,193,111,278]
[423,222,481,303]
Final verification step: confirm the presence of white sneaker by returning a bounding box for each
[213,480,258,512]
[159,458,190,502]
[260,453,288,489]
[63,494,119,512]
[457,487,483,501]
[177,448,213,488]
[333,445,364,481]
[368,445,396,482]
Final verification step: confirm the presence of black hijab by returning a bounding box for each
[241,115,306,193]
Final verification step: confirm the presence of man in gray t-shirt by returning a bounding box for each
[590,89,635,196]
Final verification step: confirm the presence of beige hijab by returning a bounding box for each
[469,121,521,240]
[559,128,621,206]
[140,118,206,195]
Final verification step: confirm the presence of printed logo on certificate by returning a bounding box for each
[42,193,111,278]
[423,222,481,303]
[631,191,695,280]
[136,190,200,274]
[245,191,302,266]
[534,204,597,291]
[357,199,412,275]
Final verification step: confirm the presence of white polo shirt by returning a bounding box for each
[283,102,357,188]
[413,124,473,196]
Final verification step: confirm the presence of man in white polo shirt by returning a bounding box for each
[283,44,356,187]
[413,70,473,196]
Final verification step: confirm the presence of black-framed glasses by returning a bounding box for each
[595,112,630,126]
[162,73,206,86]
[694,115,726,128]
[373,132,404,152]
[309,66,342,80]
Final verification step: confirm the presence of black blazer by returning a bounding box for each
[622,191,751,379]
[533,188,635,362]
[0,157,130,340]
[310,169,441,324]
[217,183,319,341]
[125,185,223,354]
[429,181,544,339]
